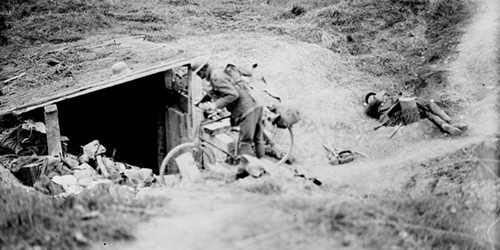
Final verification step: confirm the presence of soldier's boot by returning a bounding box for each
[429,100,452,123]
[427,112,460,135]
[441,123,462,136]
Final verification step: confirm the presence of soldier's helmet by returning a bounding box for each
[111,62,131,77]
[364,92,377,105]
[190,55,210,73]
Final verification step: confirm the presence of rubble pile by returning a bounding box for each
[0,119,155,196]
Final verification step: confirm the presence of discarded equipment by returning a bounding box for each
[323,143,369,165]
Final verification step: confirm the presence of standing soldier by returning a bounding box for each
[190,56,265,159]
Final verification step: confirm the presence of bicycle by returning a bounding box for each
[158,106,294,185]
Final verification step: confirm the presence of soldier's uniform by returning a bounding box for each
[365,91,466,135]
[203,63,265,158]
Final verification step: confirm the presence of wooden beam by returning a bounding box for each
[164,69,173,89]
[3,54,206,116]
[44,104,62,156]
[165,107,188,174]
[186,66,193,139]
[157,104,167,173]
[3,72,26,84]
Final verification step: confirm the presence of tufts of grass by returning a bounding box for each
[0,0,478,99]
[0,46,117,87]
[424,0,475,63]
[282,195,490,249]
[290,26,344,51]
[1,0,116,45]
[286,0,473,95]
[0,182,165,250]
[240,177,284,195]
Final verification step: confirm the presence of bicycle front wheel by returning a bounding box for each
[159,142,215,185]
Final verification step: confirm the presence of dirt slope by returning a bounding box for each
[101,0,499,248]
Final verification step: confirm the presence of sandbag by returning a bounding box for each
[268,104,301,129]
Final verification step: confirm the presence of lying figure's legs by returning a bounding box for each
[426,112,462,135]
[428,100,452,123]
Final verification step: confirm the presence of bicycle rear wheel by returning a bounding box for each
[263,125,294,166]
[159,142,215,185]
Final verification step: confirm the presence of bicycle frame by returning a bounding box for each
[194,115,240,164]
[194,107,291,165]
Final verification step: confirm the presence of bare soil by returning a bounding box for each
[0,0,499,249]
[97,0,500,249]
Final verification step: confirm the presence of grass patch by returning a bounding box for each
[283,195,490,249]
[0,0,475,91]
[240,177,284,195]
[280,143,498,249]
[0,182,165,250]
[0,46,116,87]
[283,0,474,95]
[1,0,115,45]
[424,0,475,63]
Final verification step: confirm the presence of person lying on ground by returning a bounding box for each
[364,91,467,135]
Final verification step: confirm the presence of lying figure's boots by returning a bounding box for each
[441,123,463,136]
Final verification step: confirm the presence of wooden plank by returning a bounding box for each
[164,69,173,89]
[166,107,187,153]
[4,53,210,116]
[202,119,231,135]
[157,105,167,171]
[3,72,26,84]
[44,104,62,156]
[190,71,204,141]
[201,133,235,155]
[165,107,188,175]
[186,65,193,139]
[177,93,189,113]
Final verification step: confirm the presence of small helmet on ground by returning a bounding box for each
[190,55,210,73]
[111,62,131,77]
[364,92,376,104]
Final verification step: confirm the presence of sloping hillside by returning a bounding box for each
[0,0,499,249]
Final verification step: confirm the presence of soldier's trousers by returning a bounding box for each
[237,106,265,158]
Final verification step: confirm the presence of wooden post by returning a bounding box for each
[157,105,166,173]
[186,66,193,138]
[44,104,62,156]
[164,69,173,89]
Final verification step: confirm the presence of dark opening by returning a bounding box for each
[21,66,192,175]
[55,72,168,172]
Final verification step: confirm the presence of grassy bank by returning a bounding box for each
[1,0,473,95]
[0,182,163,250]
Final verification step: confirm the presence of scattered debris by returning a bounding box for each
[323,143,369,165]
[323,144,355,165]
[0,119,156,196]
[2,72,26,84]
[232,154,322,186]
[388,123,403,138]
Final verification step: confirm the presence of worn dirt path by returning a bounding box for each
[100,0,499,249]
